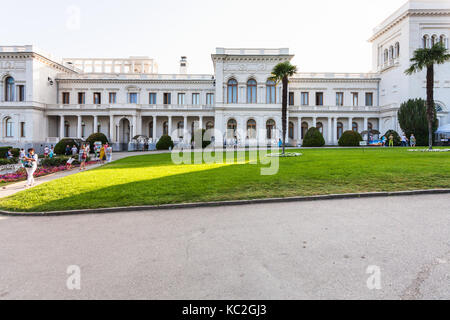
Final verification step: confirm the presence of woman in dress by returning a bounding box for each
[23,148,38,188]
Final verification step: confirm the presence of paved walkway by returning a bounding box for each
[0,151,160,199]
[0,194,448,299]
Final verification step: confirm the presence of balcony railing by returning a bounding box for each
[290,105,381,112]
[47,104,215,110]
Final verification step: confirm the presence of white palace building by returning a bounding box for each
[1,0,450,151]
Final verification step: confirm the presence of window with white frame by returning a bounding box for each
[5,77,15,102]
[177,93,185,105]
[17,85,25,102]
[6,118,13,137]
[62,92,70,104]
[206,93,214,105]
[365,93,373,107]
[192,93,200,105]
[266,80,276,104]
[149,92,157,104]
[109,92,117,104]
[336,92,344,106]
[351,93,358,106]
[301,92,309,106]
[129,93,138,104]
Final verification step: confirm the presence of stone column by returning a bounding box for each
[168,116,173,139]
[153,116,157,141]
[77,115,82,139]
[333,117,337,144]
[93,115,98,134]
[183,116,188,142]
[109,115,114,142]
[312,117,317,128]
[348,117,353,131]
[327,117,332,144]
[298,117,302,143]
[199,116,203,130]
[132,115,137,138]
[364,117,369,131]
[60,115,65,139]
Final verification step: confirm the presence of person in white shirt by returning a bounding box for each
[23,148,39,187]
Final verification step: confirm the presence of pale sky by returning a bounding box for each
[0,0,408,74]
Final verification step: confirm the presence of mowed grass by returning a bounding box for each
[0,148,449,212]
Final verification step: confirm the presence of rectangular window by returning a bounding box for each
[352,92,359,106]
[177,93,185,105]
[192,93,200,105]
[301,92,309,106]
[78,92,85,104]
[109,92,117,104]
[149,93,157,104]
[62,92,70,104]
[289,92,294,106]
[129,93,138,104]
[17,85,25,102]
[164,93,171,105]
[315,92,324,106]
[336,92,344,106]
[93,92,101,104]
[365,92,373,106]
[6,120,13,137]
[20,122,25,137]
[206,93,214,105]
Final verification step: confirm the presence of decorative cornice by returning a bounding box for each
[0,52,76,74]
[369,9,450,42]
[56,78,215,85]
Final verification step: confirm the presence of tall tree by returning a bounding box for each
[405,42,450,150]
[270,61,297,155]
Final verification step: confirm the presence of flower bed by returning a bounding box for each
[0,161,98,184]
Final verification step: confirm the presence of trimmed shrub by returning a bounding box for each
[0,147,13,159]
[11,148,20,157]
[0,158,18,166]
[86,133,109,152]
[54,138,82,155]
[191,129,212,149]
[397,98,438,146]
[338,130,363,147]
[302,127,325,147]
[156,135,174,150]
[383,130,401,146]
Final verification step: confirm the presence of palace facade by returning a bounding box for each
[1,0,449,151]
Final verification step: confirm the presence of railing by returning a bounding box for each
[56,73,215,80]
[291,105,381,112]
[46,104,215,110]
[293,72,379,79]
[215,48,290,55]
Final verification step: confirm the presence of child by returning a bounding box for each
[66,157,75,170]
[49,145,54,158]
[44,146,50,158]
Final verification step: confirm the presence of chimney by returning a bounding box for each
[180,56,188,74]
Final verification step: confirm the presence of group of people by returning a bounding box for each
[381,134,416,147]
[65,144,90,170]
[43,145,55,158]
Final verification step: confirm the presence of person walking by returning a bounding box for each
[65,145,71,156]
[99,144,106,164]
[71,145,78,157]
[23,148,38,188]
[49,145,55,158]
[410,134,417,147]
[401,134,408,147]
[79,145,87,171]
[389,134,394,147]
[44,146,50,158]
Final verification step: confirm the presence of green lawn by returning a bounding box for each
[0,148,449,212]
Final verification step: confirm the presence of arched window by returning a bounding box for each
[227,79,238,104]
[435,102,444,112]
[163,121,168,135]
[395,42,400,58]
[289,121,294,139]
[64,121,70,137]
[316,122,323,135]
[440,35,448,49]
[247,79,257,104]
[301,122,308,139]
[227,119,237,138]
[266,119,276,139]
[423,35,429,48]
[247,119,257,139]
[266,79,276,104]
[384,49,389,64]
[389,46,394,61]
[5,77,15,102]
[352,122,358,132]
[5,118,13,137]
[177,121,184,138]
[431,35,438,46]
[337,122,343,139]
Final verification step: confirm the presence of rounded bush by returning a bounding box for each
[86,133,109,152]
[383,130,401,146]
[0,146,13,159]
[156,135,174,150]
[302,127,325,147]
[338,130,363,147]
[54,138,82,155]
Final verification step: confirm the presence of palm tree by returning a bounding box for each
[270,61,297,155]
[405,42,450,150]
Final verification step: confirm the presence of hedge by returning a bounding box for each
[86,133,109,152]
[302,127,325,147]
[0,147,13,159]
[383,130,401,146]
[156,135,174,150]
[338,130,363,147]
